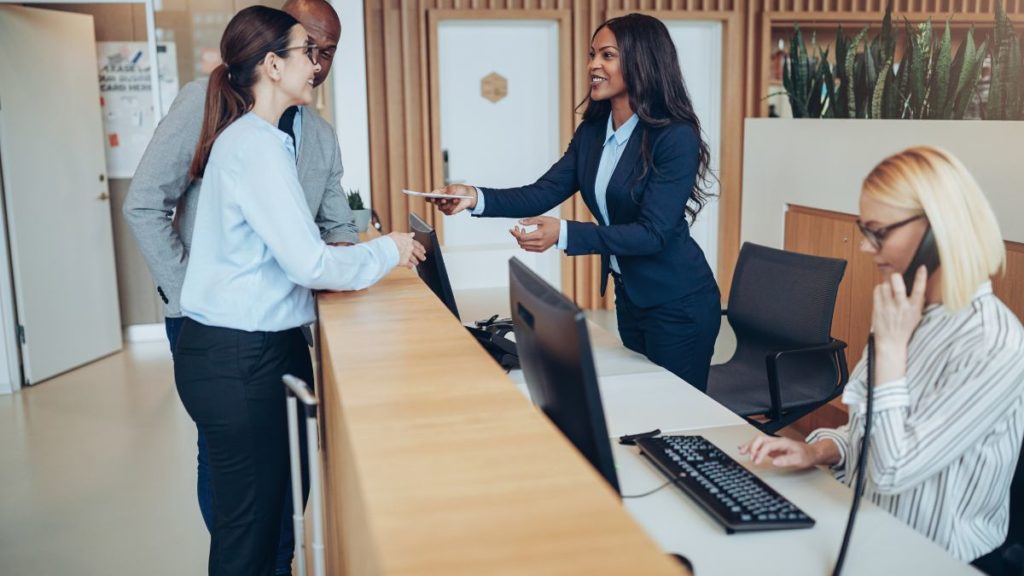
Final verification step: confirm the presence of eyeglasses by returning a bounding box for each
[855,214,926,250]
[278,43,320,65]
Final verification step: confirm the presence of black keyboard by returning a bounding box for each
[634,435,815,533]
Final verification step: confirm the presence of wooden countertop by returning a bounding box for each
[316,267,684,575]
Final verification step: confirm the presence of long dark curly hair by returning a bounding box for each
[577,13,714,223]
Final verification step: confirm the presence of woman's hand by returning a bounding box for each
[510,216,560,253]
[870,266,927,384]
[387,232,426,269]
[872,266,927,349]
[738,435,828,469]
[427,184,477,216]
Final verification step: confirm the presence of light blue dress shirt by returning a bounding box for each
[181,112,398,332]
[473,113,638,274]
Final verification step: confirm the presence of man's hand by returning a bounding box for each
[427,184,477,216]
[510,216,559,253]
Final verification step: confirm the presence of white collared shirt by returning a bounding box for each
[808,282,1024,562]
[181,112,398,332]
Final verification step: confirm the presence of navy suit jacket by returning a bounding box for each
[478,115,718,309]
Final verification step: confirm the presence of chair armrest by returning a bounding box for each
[763,339,849,421]
[771,339,847,360]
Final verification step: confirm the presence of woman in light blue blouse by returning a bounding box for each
[173,7,423,575]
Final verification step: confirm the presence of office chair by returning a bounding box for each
[972,442,1024,576]
[706,242,849,434]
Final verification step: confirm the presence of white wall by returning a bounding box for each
[741,119,1024,250]
[331,0,371,210]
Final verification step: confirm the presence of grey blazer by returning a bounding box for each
[124,78,359,318]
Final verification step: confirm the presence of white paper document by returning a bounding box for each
[402,189,473,200]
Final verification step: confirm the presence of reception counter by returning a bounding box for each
[315,267,684,575]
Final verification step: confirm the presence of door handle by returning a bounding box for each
[97,191,109,201]
[441,149,464,186]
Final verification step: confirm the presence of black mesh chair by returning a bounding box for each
[706,243,849,434]
[972,443,1024,575]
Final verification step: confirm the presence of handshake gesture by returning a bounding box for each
[427,184,561,253]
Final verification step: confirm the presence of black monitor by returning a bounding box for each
[508,257,619,492]
[409,213,460,319]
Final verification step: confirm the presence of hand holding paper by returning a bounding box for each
[422,184,478,216]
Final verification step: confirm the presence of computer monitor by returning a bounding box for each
[409,213,460,319]
[508,257,619,492]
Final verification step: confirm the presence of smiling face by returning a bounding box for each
[285,0,341,87]
[858,193,930,277]
[276,24,320,106]
[588,26,628,104]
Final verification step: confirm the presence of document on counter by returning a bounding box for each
[402,189,473,200]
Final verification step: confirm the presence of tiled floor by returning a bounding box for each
[0,340,207,576]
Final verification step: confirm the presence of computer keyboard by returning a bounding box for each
[634,435,815,533]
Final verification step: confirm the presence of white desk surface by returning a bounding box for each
[616,424,979,575]
[458,286,977,574]
[598,371,745,437]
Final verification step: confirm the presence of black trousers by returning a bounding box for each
[614,275,721,393]
[174,318,313,576]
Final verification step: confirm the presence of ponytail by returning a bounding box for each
[187,5,299,180]
[189,64,252,179]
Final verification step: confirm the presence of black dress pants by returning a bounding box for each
[613,274,721,393]
[174,318,313,576]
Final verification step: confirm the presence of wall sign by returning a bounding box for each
[481,72,508,103]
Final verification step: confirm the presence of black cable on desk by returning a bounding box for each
[833,333,875,576]
[621,479,676,499]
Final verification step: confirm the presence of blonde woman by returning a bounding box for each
[740,146,1024,571]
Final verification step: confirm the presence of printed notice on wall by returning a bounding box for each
[97,42,180,178]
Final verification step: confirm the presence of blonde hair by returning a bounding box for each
[861,146,1005,311]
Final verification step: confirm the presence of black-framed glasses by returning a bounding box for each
[278,43,319,65]
[855,214,926,250]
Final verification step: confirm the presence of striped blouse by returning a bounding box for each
[807,282,1024,562]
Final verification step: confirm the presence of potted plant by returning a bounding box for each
[346,189,371,233]
[778,1,1023,120]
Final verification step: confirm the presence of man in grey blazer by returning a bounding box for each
[123,1,352,573]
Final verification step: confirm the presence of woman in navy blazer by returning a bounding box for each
[432,13,720,391]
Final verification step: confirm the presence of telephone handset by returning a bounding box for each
[902,227,940,296]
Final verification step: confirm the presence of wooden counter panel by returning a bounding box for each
[317,268,683,576]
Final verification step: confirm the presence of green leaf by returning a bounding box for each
[1005,35,1023,120]
[873,52,895,119]
[944,26,973,118]
[909,19,933,118]
[928,19,952,119]
[989,33,1010,119]
[881,0,895,58]
[835,26,850,118]
[846,27,869,118]
[953,37,989,119]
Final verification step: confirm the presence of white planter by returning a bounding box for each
[741,119,1024,250]
[351,209,371,233]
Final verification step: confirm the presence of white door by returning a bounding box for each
[667,21,722,279]
[0,5,122,386]
[437,20,562,292]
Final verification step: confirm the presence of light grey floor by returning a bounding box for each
[0,340,207,576]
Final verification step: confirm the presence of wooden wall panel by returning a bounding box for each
[783,206,854,359]
[994,241,1024,323]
